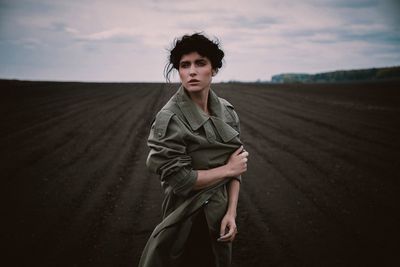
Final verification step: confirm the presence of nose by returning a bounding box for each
[189,65,197,76]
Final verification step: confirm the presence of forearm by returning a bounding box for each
[193,165,229,190]
[226,179,240,217]
[193,145,247,191]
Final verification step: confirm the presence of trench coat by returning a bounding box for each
[138,85,243,267]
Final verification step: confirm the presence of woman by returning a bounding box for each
[139,33,249,267]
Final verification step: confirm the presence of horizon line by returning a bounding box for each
[1,65,398,84]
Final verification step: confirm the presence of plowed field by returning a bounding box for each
[1,80,399,266]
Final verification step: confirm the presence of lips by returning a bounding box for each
[188,79,200,83]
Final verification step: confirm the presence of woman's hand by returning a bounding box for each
[225,145,249,178]
[194,146,248,190]
[217,213,238,242]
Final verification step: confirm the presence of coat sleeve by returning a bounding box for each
[231,108,241,138]
[221,99,243,183]
[146,110,197,197]
[231,108,243,183]
[220,97,241,138]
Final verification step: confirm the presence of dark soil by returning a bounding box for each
[1,80,399,266]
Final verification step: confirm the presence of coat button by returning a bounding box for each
[204,200,209,205]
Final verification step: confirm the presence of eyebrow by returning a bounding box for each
[180,58,208,64]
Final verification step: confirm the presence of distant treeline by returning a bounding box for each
[271,66,400,83]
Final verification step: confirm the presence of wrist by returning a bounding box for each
[225,207,237,218]
[222,164,231,178]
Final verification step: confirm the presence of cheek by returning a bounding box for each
[202,67,213,77]
[178,69,186,79]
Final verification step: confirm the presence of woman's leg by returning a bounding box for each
[179,208,216,267]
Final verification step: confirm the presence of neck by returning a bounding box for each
[186,87,210,115]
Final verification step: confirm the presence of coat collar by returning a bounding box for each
[176,85,223,130]
[176,85,239,143]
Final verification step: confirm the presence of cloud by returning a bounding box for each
[49,22,79,34]
[224,15,281,30]
[0,38,45,50]
[0,0,399,81]
[74,28,143,43]
[278,24,400,46]
[314,0,379,9]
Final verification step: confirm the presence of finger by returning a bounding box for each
[218,232,233,242]
[234,145,244,155]
[238,151,249,159]
[220,221,227,237]
[218,226,235,242]
[229,231,237,242]
[231,227,239,241]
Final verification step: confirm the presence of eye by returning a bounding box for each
[196,60,207,66]
[180,62,190,68]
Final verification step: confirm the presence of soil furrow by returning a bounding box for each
[44,87,165,265]
[237,90,398,150]
[0,90,127,144]
[240,142,367,266]
[3,92,135,183]
[240,105,397,183]
[3,81,399,267]
[234,188,300,266]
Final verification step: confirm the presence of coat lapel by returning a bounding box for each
[210,117,239,142]
[176,86,209,131]
[208,88,239,142]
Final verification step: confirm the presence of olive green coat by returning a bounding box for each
[138,85,243,267]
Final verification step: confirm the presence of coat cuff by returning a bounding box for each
[168,168,198,197]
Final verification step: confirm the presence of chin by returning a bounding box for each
[184,83,210,92]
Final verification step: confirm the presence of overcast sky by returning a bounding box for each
[0,0,399,82]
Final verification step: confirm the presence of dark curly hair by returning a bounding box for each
[164,32,225,82]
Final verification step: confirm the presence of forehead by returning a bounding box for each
[179,51,210,63]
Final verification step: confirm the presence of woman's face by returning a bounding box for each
[178,51,215,94]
